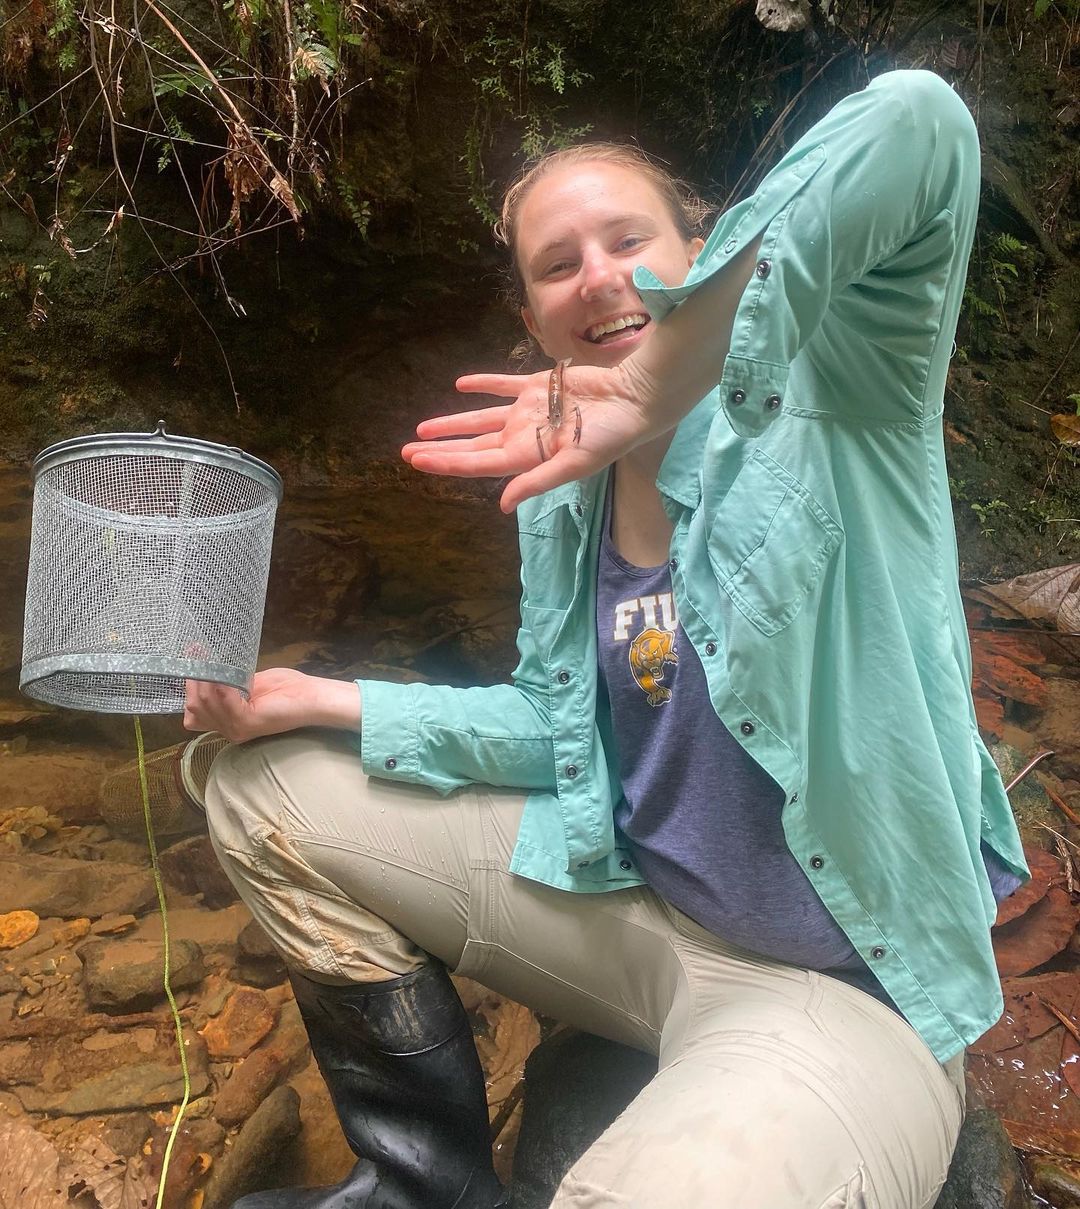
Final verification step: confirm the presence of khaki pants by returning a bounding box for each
[205,730,965,1209]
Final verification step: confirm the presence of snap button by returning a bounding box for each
[574,503,583,517]
[565,764,579,779]
[669,558,678,572]
[577,860,590,869]
[871,946,886,960]
[809,855,824,870]
[724,238,737,253]
[730,388,746,406]
[790,793,799,803]
[755,259,772,279]
[557,670,570,685]
[384,757,397,771]
[765,394,782,411]
[740,721,755,736]
[619,859,633,871]
[705,641,717,656]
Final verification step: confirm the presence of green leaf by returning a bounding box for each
[1034,0,1052,17]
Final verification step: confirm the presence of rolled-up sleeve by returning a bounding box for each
[635,70,980,437]
[355,612,557,795]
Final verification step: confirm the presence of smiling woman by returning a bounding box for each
[188,70,1028,1209]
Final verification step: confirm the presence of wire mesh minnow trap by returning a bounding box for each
[21,422,282,714]
[99,730,231,839]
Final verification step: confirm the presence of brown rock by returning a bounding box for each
[0,854,156,919]
[0,909,38,949]
[9,1022,209,1115]
[0,753,114,823]
[203,1085,302,1209]
[214,1000,310,1127]
[159,836,240,908]
[90,913,137,936]
[200,986,276,1060]
[80,937,205,1012]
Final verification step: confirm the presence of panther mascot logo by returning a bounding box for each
[628,627,678,707]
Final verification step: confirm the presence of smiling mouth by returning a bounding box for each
[585,313,651,344]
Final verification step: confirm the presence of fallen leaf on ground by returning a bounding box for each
[62,1136,156,1209]
[971,971,1080,1055]
[1051,414,1080,446]
[996,847,1063,927]
[993,886,1080,977]
[968,565,1080,635]
[0,1113,68,1209]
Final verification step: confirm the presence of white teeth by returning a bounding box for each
[586,313,649,342]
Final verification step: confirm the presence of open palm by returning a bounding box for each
[402,364,651,513]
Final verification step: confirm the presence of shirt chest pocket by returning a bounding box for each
[705,449,843,637]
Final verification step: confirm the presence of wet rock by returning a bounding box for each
[130,903,252,968]
[10,1023,210,1115]
[235,918,287,988]
[90,913,138,936]
[6,916,90,969]
[101,1111,154,1158]
[935,1108,1035,1209]
[159,836,240,908]
[0,854,157,919]
[0,752,113,823]
[214,999,310,1127]
[200,986,276,1060]
[80,937,205,1012]
[1039,679,1080,781]
[262,521,379,648]
[1028,1157,1080,1207]
[0,909,38,948]
[203,1084,302,1209]
[511,1032,656,1209]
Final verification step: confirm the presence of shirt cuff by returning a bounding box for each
[356,678,420,780]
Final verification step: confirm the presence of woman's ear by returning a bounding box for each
[687,236,705,266]
[521,306,551,358]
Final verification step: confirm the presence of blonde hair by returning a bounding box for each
[496,142,713,311]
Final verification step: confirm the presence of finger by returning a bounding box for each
[403,432,502,461]
[455,373,536,398]
[500,449,596,513]
[408,447,523,478]
[412,407,510,438]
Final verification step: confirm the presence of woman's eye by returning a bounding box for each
[542,261,573,277]
[616,236,645,252]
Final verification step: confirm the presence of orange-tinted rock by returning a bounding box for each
[0,909,39,949]
[200,987,276,1060]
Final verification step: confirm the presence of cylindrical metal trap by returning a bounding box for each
[21,422,282,713]
[99,731,231,839]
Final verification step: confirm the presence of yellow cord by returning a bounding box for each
[134,715,192,1209]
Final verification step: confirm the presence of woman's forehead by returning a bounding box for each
[517,161,670,245]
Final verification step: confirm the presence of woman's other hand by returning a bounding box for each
[402,362,654,513]
[183,669,362,744]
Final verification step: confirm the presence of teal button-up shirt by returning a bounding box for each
[359,70,1028,1063]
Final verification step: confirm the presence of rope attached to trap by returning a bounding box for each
[135,715,191,1209]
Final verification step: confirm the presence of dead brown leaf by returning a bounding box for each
[1051,414,1080,446]
[0,1113,68,1209]
[993,886,1080,977]
[63,1136,156,1209]
[971,971,1080,1054]
[968,565,1080,635]
[996,847,1063,927]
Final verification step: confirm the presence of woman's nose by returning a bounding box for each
[580,250,622,301]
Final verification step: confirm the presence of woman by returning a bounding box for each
[189,68,1027,1209]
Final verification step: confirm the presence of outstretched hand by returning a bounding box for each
[184,669,361,744]
[402,363,654,513]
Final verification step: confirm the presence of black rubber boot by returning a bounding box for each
[231,961,507,1209]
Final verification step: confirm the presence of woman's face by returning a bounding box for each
[515,161,704,368]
